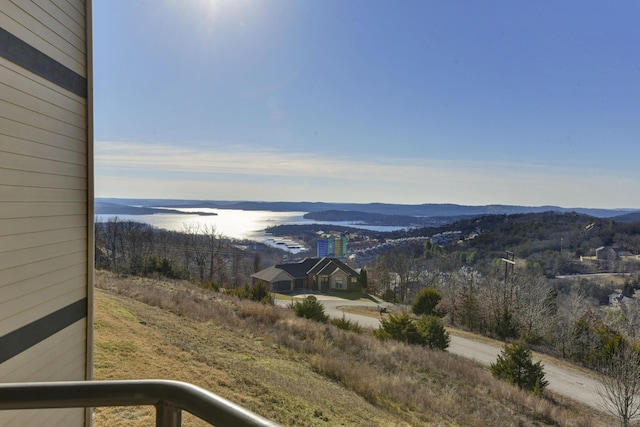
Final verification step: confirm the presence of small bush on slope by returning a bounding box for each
[412,287,443,317]
[375,311,450,350]
[290,295,328,323]
[490,340,549,394]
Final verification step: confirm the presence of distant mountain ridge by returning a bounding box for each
[96,198,638,220]
[95,201,217,216]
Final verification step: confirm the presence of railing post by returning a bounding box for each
[156,400,182,427]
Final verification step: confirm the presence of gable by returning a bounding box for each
[252,266,295,282]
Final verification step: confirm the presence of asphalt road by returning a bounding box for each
[278,294,603,411]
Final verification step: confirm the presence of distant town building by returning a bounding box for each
[317,234,348,257]
[317,238,329,257]
[337,235,348,256]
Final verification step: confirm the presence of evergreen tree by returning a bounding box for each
[374,311,424,345]
[490,340,548,394]
[290,296,328,323]
[417,315,450,350]
[412,287,443,316]
[358,268,368,290]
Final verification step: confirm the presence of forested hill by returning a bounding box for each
[302,210,475,227]
[392,211,640,275]
[96,198,638,219]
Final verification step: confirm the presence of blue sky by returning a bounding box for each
[93,1,639,208]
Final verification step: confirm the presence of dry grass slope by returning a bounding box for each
[93,271,611,426]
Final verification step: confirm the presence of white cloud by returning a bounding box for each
[95,140,639,208]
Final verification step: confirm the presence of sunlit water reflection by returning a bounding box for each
[96,207,404,252]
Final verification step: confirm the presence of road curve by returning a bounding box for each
[278,294,603,411]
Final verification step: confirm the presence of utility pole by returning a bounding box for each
[501,251,515,301]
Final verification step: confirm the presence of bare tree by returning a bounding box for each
[203,224,227,283]
[380,251,427,304]
[553,289,589,359]
[368,260,392,297]
[103,216,123,272]
[482,262,518,339]
[435,267,490,332]
[230,249,243,288]
[610,299,640,342]
[120,220,154,274]
[597,345,640,427]
[513,271,555,341]
[252,252,262,274]
[182,223,207,282]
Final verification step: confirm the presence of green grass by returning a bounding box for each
[327,290,379,302]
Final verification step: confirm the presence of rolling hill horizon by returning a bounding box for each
[96,197,638,221]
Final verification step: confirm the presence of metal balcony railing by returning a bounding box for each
[0,379,281,427]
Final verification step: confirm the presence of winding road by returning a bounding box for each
[278,294,603,411]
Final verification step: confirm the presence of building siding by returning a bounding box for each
[0,0,92,425]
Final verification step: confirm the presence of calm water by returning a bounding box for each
[95,207,403,244]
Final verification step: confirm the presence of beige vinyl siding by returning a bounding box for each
[0,275,86,336]
[0,0,86,75]
[0,57,86,116]
[0,0,91,425]
[0,214,86,234]
[0,321,87,426]
[0,320,86,381]
[1,226,87,252]
[0,167,87,189]
[0,409,85,427]
[0,202,87,218]
[0,264,86,316]
[0,67,86,123]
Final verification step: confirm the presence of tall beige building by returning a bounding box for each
[0,1,93,425]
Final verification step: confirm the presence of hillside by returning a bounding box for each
[93,272,610,426]
[96,198,638,219]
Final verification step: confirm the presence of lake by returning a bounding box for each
[95,207,403,249]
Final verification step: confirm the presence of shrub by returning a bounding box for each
[374,311,425,345]
[202,281,220,292]
[493,308,518,339]
[290,296,328,323]
[142,256,190,279]
[412,287,443,316]
[490,340,548,394]
[459,293,483,332]
[416,315,450,350]
[226,282,274,304]
[331,315,362,333]
[247,281,274,304]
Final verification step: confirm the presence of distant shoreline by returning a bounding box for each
[95,198,640,230]
[95,202,217,216]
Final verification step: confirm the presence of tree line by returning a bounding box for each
[365,242,640,369]
[95,217,281,287]
[385,212,640,277]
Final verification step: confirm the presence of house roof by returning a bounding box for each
[307,257,359,277]
[251,265,294,282]
[276,258,321,278]
[252,257,359,282]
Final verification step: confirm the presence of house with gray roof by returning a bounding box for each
[252,257,360,292]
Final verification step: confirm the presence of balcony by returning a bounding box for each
[0,379,280,427]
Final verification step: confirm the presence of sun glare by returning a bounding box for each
[175,0,260,37]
